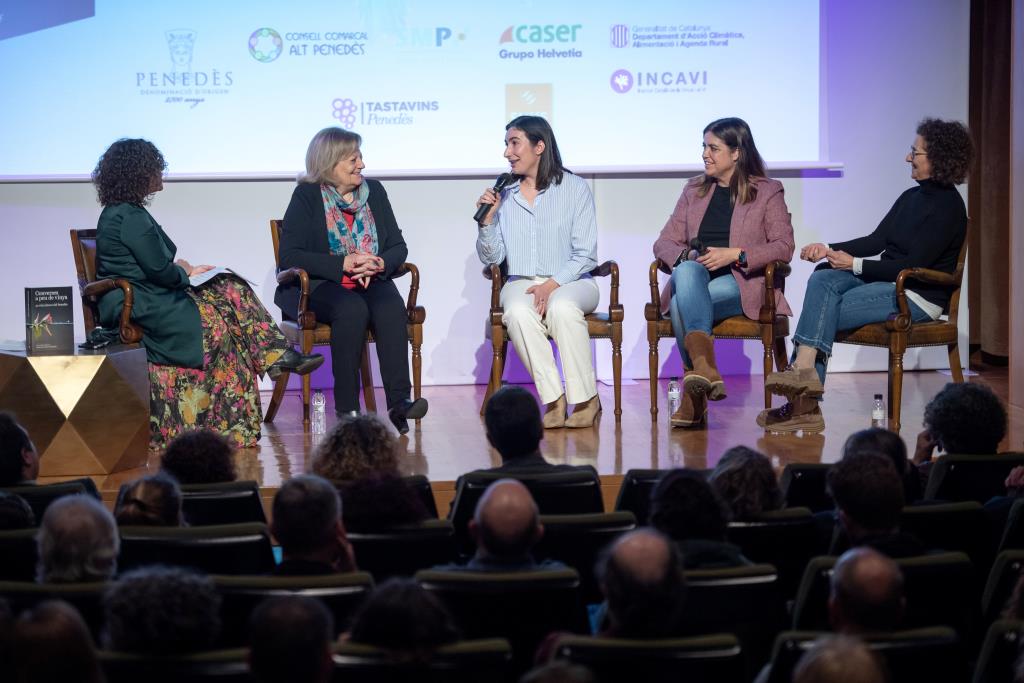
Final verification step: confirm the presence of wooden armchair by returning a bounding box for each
[832,237,968,432]
[645,260,791,419]
[70,229,143,343]
[264,220,425,426]
[481,262,624,422]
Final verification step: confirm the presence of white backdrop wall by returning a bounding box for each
[0,0,970,391]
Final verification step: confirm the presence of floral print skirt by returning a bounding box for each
[148,276,288,450]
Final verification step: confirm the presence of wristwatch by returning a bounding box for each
[735,250,747,267]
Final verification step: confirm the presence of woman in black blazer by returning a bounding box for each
[276,127,427,433]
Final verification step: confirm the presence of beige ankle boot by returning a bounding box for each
[543,394,567,429]
[565,394,602,428]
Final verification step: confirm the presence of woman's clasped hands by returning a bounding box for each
[344,251,384,288]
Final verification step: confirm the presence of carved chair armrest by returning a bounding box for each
[647,260,667,321]
[589,261,620,317]
[483,263,505,311]
[758,260,792,322]
[394,262,422,321]
[887,267,956,332]
[276,267,316,329]
[83,278,142,344]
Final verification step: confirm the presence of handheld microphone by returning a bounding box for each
[686,238,705,262]
[474,173,515,224]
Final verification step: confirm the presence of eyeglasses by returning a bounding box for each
[909,146,927,157]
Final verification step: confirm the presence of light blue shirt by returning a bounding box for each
[476,172,598,285]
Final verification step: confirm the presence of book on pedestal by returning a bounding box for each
[25,287,74,354]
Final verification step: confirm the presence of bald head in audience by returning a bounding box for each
[597,529,687,638]
[36,495,118,583]
[793,635,888,683]
[469,479,543,561]
[829,547,905,633]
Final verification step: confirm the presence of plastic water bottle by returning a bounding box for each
[871,393,886,429]
[667,377,681,415]
[311,390,326,435]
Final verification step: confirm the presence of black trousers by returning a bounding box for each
[306,279,411,413]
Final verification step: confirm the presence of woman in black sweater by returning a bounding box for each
[277,127,427,433]
[759,118,973,432]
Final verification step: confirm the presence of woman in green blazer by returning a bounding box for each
[93,139,321,449]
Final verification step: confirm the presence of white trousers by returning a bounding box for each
[500,276,600,405]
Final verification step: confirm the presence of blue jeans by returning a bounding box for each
[792,268,933,384]
[669,261,743,368]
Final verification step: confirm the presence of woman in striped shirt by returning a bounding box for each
[475,116,601,429]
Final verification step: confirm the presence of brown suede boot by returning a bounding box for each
[682,331,726,401]
[670,391,707,428]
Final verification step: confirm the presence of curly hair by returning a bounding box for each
[709,446,782,520]
[160,429,237,484]
[92,138,166,207]
[923,382,1006,454]
[916,118,973,186]
[104,566,221,655]
[312,414,399,481]
[649,468,731,542]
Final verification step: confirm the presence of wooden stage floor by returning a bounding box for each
[60,368,1022,514]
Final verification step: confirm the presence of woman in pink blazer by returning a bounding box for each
[652,118,795,428]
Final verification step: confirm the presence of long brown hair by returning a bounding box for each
[697,117,767,205]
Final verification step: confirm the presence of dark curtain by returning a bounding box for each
[968,0,1011,359]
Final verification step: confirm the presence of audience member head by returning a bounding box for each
[160,429,237,484]
[92,138,167,207]
[0,491,34,530]
[709,446,782,519]
[12,600,102,683]
[520,662,595,683]
[923,382,1007,455]
[793,635,888,683]
[827,453,904,543]
[469,479,542,561]
[36,495,118,583]
[843,427,918,501]
[114,472,184,527]
[312,414,399,482]
[484,386,544,461]
[271,474,354,571]
[0,412,38,487]
[249,596,334,683]
[597,529,687,638]
[914,118,973,187]
[650,468,730,542]
[829,547,905,633]
[348,578,460,663]
[104,566,220,654]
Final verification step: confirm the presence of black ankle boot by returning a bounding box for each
[387,398,428,435]
[267,348,324,380]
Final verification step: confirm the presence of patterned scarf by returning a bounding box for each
[320,181,379,257]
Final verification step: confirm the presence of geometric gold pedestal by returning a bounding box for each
[0,345,149,476]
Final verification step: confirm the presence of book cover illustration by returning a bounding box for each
[25,287,75,354]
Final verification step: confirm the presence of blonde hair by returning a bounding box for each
[301,126,362,184]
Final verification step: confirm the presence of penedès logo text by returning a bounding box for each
[136,29,235,109]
